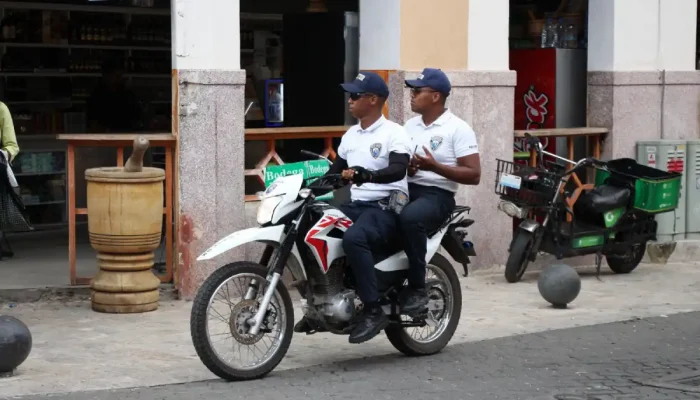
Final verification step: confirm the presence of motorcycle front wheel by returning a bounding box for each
[504,229,535,283]
[190,262,294,381]
[385,253,462,356]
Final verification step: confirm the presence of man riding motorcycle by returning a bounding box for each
[294,71,412,344]
[399,68,481,315]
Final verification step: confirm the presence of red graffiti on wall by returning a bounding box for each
[178,213,196,298]
[523,85,549,130]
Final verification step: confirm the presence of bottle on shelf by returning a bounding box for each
[541,18,556,48]
[564,19,578,49]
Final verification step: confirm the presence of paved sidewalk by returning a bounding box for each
[2,261,700,398]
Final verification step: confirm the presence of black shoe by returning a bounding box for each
[399,288,429,317]
[348,305,389,344]
[293,316,312,333]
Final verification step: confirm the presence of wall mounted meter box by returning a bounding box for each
[685,140,700,239]
[636,140,686,242]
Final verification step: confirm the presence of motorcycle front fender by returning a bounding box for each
[518,219,540,233]
[197,225,303,271]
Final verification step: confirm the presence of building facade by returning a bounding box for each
[172,0,700,298]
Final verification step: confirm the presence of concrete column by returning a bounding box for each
[588,0,700,160]
[172,0,247,298]
[360,0,515,269]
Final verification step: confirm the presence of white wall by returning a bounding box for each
[587,0,615,71]
[589,0,697,72]
[358,0,401,70]
[467,0,509,70]
[613,0,659,71]
[171,0,241,70]
[659,0,697,71]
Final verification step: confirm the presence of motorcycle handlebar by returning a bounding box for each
[306,173,345,193]
[562,157,606,177]
[523,132,541,149]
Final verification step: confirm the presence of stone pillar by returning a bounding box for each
[361,0,515,269]
[588,0,700,160]
[172,0,247,298]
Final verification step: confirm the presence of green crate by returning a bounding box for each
[595,159,682,214]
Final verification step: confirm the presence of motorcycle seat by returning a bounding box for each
[426,206,472,238]
[576,184,631,214]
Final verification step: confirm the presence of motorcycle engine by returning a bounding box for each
[324,290,357,322]
[302,259,359,324]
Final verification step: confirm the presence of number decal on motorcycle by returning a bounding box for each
[305,214,353,273]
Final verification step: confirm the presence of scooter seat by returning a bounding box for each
[576,184,631,214]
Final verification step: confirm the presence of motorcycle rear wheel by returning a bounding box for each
[385,253,462,356]
[606,241,646,274]
[190,262,294,381]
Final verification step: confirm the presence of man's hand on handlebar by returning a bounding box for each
[343,166,374,186]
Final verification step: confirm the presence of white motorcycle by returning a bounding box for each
[190,151,477,381]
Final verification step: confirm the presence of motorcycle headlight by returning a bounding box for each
[498,200,529,219]
[257,195,283,225]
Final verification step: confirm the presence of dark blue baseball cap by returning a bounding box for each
[405,68,451,95]
[340,71,389,98]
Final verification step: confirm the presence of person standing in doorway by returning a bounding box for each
[399,68,481,316]
[0,101,19,164]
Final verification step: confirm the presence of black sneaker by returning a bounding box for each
[348,306,389,344]
[399,288,429,317]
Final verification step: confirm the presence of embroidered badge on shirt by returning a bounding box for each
[430,136,444,151]
[370,143,382,159]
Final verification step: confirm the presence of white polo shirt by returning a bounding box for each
[338,116,413,202]
[404,110,479,193]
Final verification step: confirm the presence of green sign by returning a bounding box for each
[263,160,333,201]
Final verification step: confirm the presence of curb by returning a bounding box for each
[0,284,179,305]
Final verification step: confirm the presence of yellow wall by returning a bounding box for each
[399,0,470,70]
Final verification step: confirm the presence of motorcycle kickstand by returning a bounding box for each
[595,252,603,281]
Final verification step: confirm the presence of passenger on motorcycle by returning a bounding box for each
[294,71,412,344]
[399,68,481,315]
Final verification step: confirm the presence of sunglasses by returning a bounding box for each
[349,92,375,101]
[409,87,438,95]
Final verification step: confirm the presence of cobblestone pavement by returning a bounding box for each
[12,312,700,400]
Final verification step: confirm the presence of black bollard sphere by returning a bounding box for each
[537,264,581,308]
[0,315,32,376]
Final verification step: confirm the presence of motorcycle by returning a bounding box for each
[189,151,477,381]
[496,134,682,283]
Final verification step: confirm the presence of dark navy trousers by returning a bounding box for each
[340,200,399,304]
[399,183,456,289]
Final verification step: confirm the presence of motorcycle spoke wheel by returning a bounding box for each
[190,262,294,381]
[386,253,462,356]
[205,273,286,371]
[401,269,452,343]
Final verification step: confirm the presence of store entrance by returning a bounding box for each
[0,0,359,290]
[509,0,590,161]
[0,0,172,290]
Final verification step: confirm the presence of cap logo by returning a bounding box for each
[356,73,366,81]
[417,74,424,80]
